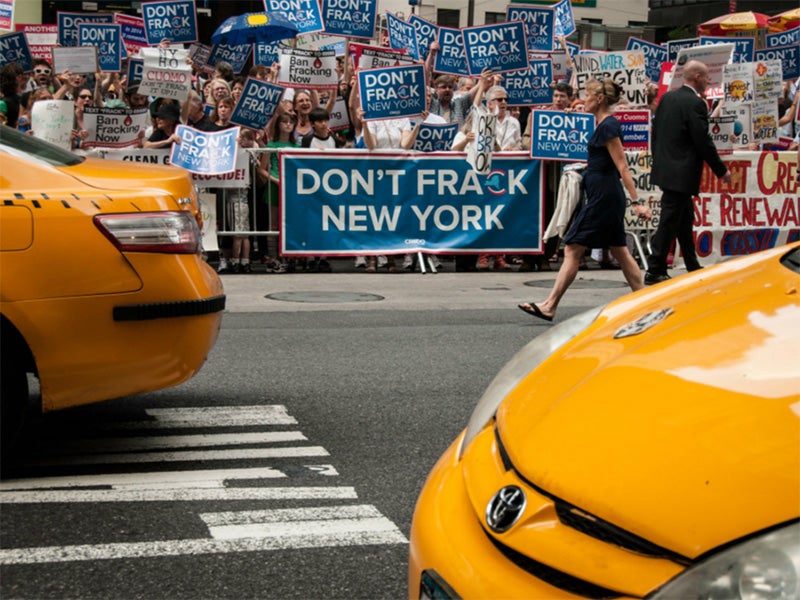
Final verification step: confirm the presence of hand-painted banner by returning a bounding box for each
[280,151,544,255]
[766,27,799,50]
[57,12,113,47]
[467,104,497,174]
[358,64,426,120]
[552,0,576,37]
[506,5,555,52]
[79,23,122,72]
[142,0,198,45]
[321,0,376,39]
[433,27,468,77]
[231,78,284,130]
[115,14,147,57]
[615,109,650,152]
[408,14,438,61]
[755,45,799,81]
[462,21,529,75]
[263,0,324,36]
[386,11,420,61]
[81,107,150,148]
[412,122,459,152]
[666,37,698,62]
[208,41,252,74]
[504,58,553,106]
[138,47,192,100]
[350,43,414,70]
[31,100,74,150]
[700,36,754,64]
[530,109,593,162]
[626,36,668,82]
[574,50,647,107]
[278,44,338,89]
[0,32,32,70]
[170,125,241,175]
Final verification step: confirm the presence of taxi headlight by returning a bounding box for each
[649,522,799,600]
[458,306,604,459]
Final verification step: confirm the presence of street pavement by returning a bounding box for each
[219,256,643,314]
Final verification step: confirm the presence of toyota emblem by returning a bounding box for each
[485,485,526,533]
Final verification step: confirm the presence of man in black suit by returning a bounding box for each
[645,60,731,285]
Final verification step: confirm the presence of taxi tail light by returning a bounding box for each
[94,212,201,254]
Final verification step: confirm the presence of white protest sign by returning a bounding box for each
[138,46,192,100]
[81,107,150,149]
[278,44,338,89]
[752,98,779,144]
[31,100,74,150]
[671,43,734,98]
[574,50,647,107]
[467,104,496,174]
[51,45,98,74]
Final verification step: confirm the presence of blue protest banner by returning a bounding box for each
[700,36,754,63]
[530,109,594,162]
[358,64,426,120]
[321,0,376,39]
[263,0,324,36]
[142,0,198,45]
[626,36,668,82]
[208,42,252,74]
[767,27,799,49]
[0,32,33,71]
[254,40,281,67]
[433,27,468,77]
[412,122,459,152]
[115,14,147,57]
[504,59,553,106]
[409,15,438,61]
[79,23,122,72]
[552,0,576,38]
[462,21,529,75]
[615,110,650,153]
[386,12,420,61]
[666,37,698,62]
[231,78,284,130]
[170,125,240,174]
[505,5,555,53]
[57,12,114,47]
[755,45,799,81]
[280,151,544,254]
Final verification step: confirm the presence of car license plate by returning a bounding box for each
[420,570,460,600]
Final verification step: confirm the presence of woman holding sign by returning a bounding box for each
[518,78,652,322]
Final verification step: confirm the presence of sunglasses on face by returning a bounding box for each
[492,97,508,102]
[34,68,51,75]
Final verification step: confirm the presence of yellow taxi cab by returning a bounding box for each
[409,242,800,599]
[0,125,225,447]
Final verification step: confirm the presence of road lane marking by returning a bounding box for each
[105,405,299,429]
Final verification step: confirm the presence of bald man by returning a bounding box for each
[645,60,731,285]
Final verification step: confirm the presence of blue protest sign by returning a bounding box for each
[433,27,468,77]
[321,0,376,39]
[626,37,668,82]
[552,0,576,38]
[767,27,799,49]
[506,5,555,52]
[462,21,529,75]
[79,23,122,72]
[280,152,544,254]
[700,36,754,63]
[127,58,144,87]
[209,42,252,74]
[409,15,438,61]
[666,37,698,62]
[263,0,324,36]
[254,40,281,67]
[170,125,240,174]
[57,12,114,47]
[755,45,799,81]
[386,12,419,61]
[504,59,553,106]
[0,32,33,71]
[530,109,594,162]
[142,0,198,45]
[231,78,284,130]
[358,64,426,120]
[413,122,459,152]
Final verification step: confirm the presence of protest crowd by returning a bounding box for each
[1,0,798,277]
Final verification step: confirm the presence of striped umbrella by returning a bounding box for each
[767,8,800,33]
[697,11,769,36]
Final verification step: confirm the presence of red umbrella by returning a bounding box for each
[767,8,800,33]
[697,11,769,36]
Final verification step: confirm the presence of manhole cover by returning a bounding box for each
[265,291,385,303]
[524,279,628,289]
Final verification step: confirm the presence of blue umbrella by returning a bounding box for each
[211,12,298,46]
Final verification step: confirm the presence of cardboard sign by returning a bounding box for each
[626,37,668,82]
[670,43,734,98]
[230,78,284,130]
[170,125,241,175]
[57,12,113,47]
[751,98,779,145]
[358,64,426,120]
[462,21,529,76]
[79,23,122,73]
[530,109,593,162]
[31,100,74,150]
[409,14,438,61]
[81,107,150,149]
[504,59,553,106]
[386,11,420,61]
[0,31,33,71]
[263,0,324,36]
[724,62,754,103]
[277,44,338,89]
[506,5,555,53]
[321,0,376,39]
[433,27,468,77]
[52,46,98,75]
[142,0,198,45]
[138,46,192,100]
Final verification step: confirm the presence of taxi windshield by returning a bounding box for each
[0,125,85,168]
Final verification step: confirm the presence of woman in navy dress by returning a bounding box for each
[519,78,652,322]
